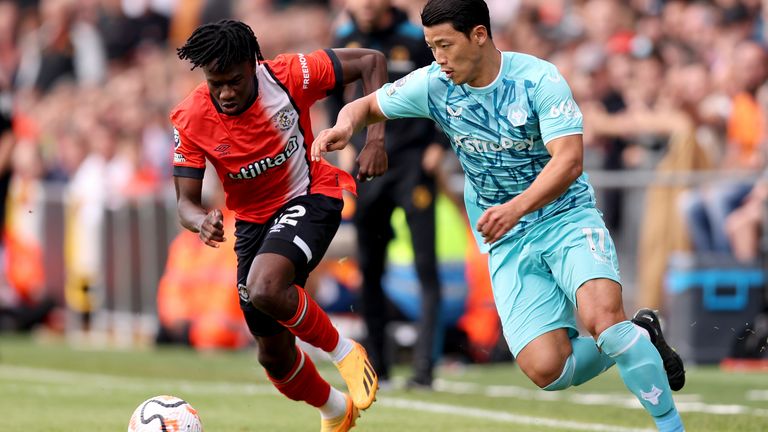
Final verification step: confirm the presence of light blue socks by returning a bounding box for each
[543,336,615,391]
[598,321,684,432]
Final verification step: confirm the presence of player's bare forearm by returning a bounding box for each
[178,199,208,233]
[508,135,583,217]
[316,49,389,175]
[353,50,386,151]
[477,134,583,243]
[336,97,370,136]
[331,48,387,165]
[174,176,226,247]
[312,94,387,161]
[340,94,388,140]
[364,120,385,152]
[174,176,207,233]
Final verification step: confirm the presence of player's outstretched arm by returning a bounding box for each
[174,176,226,248]
[329,48,389,180]
[311,92,387,170]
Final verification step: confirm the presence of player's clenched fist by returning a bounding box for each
[355,138,388,182]
[476,202,522,244]
[198,209,226,248]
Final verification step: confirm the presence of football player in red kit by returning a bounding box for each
[171,20,387,432]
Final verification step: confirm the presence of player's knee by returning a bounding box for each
[584,312,625,337]
[533,369,566,389]
[541,376,569,391]
[522,359,568,389]
[517,331,572,388]
[579,303,625,336]
[247,276,283,311]
[247,259,294,312]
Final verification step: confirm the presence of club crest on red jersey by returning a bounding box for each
[271,107,297,131]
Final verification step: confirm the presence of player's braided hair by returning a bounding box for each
[177,19,264,72]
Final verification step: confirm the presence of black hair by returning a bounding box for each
[177,19,264,72]
[421,0,493,39]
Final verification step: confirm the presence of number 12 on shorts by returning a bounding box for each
[270,205,306,233]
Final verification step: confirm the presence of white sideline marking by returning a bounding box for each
[379,398,655,432]
[0,365,277,396]
[434,378,768,416]
[747,390,768,401]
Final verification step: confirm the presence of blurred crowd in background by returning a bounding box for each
[0,0,767,358]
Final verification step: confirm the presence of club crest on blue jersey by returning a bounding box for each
[386,72,414,96]
[506,104,528,126]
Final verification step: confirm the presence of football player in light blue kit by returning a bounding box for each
[312,0,686,430]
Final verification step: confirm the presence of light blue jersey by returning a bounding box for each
[376,51,596,251]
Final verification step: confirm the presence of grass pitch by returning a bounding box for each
[1,334,767,431]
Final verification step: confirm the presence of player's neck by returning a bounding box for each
[468,48,501,88]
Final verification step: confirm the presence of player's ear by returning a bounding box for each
[471,26,487,45]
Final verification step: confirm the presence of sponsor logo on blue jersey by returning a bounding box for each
[453,135,535,153]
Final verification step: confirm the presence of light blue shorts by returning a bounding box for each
[488,206,621,357]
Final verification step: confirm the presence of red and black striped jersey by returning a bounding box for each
[170,49,355,223]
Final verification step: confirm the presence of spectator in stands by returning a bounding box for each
[0,1,20,80]
[65,120,133,328]
[585,58,716,310]
[0,68,55,333]
[679,40,767,255]
[726,176,768,263]
[15,0,107,92]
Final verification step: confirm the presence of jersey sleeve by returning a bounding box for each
[533,63,583,145]
[171,126,206,179]
[274,49,342,107]
[375,66,432,120]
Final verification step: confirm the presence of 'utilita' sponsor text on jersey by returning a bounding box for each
[228,136,299,179]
